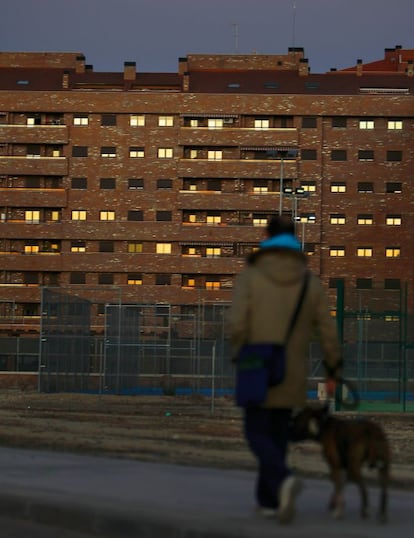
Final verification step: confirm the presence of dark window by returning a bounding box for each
[27,144,41,156]
[24,272,38,285]
[356,278,372,289]
[329,277,345,289]
[386,182,402,193]
[98,273,114,285]
[331,117,347,128]
[358,182,374,193]
[157,179,172,189]
[301,149,317,160]
[99,241,114,252]
[207,179,221,191]
[101,114,117,126]
[156,211,172,221]
[128,179,144,190]
[25,177,40,188]
[70,272,86,284]
[302,117,317,128]
[331,150,347,161]
[386,150,402,162]
[156,274,171,285]
[128,210,143,221]
[358,150,374,161]
[72,146,88,157]
[100,178,116,189]
[71,177,87,189]
[384,278,401,290]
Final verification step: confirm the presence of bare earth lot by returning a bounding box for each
[0,391,413,489]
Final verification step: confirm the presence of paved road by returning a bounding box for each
[0,446,412,537]
[0,515,95,538]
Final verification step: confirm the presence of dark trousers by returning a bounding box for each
[244,407,292,508]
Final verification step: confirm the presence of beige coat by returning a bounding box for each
[229,248,341,408]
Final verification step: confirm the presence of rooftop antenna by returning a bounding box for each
[292,1,297,49]
[232,23,239,54]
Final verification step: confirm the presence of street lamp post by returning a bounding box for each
[278,149,298,216]
[278,157,284,216]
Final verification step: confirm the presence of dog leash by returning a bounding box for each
[331,376,360,411]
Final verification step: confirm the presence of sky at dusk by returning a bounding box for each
[2,0,414,74]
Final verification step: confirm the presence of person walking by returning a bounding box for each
[229,215,341,524]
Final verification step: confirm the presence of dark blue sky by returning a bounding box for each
[3,0,414,73]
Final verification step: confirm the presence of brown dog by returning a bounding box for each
[290,405,390,523]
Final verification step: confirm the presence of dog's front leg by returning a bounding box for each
[328,467,345,519]
[348,459,369,519]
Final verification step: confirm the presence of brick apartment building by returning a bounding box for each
[1,45,414,342]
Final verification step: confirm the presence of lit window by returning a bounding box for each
[207,150,222,160]
[386,247,400,258]
[50,211,60,221]
[129,147,145,158]
[73,116,89,126]
[158,148,173,159]
[25,210,40,223]
[253,218,267,227]
[358,215,373,225]
[127,274,142,285]
[184,278,195,288]
[206,248,221,257]
[208,118,223,129]
[330,183,346,193]
[156,243,172,254]
[300,182,316,193]
[330,215,346,225]
[206,281,221,290]
[101,147,116,158]
[190,149,198,159]
[357,248,373,257]
[386,215,401,225]
[329,247,345,257]
[254,119,270,130]
[71,210,87,221]
[130,115,145,126]
[127,242,143,253]
[206,215,221,225]
[99,211,115,221]
[71,241,86,252]
[26,117,36,126]
[359,120,375,129]
[158,116,174,126]
[188,214,197,223]
[388,120,403,130]
[253,185,269,193]
[24,245,39,254]
[190,119,199,127]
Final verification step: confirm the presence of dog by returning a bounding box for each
[290,405,390,523]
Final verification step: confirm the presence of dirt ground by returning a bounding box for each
[0,391,413,489]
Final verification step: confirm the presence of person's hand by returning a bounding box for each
[326,378,336,398]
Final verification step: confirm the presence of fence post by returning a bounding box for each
[211,340,216,414]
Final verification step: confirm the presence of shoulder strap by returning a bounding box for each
[285,271,310,343]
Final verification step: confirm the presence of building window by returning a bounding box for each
[72,146,88,157]
[128,210,143,221]
[127,273,142,285]
[158,116,174,126]
[99,211,115,221]
[129,147,145,158]
[127,242,143,253]
[208,118,224,129]
[330,182,346,193]
[207,150,223,161]
[359,120,375,129]
[155,274,171,285]
[189,149,198,159]
[100,178,116,189]
[254,119,269,130]
[73,116,89,126]
[206,214,221,225]
[128,178,144,190]
[358,182,374,193]
[357,214,373,225]
[71,241,86,252]
[101,146,116,158]
[253,183,268,193]
[253,217,267,227]
[301,149,317,160]
[99,241,114,252]
[386,182,402,193]
[158,148,173,158]
[25,210,40,223]
[331,150,347,161]
[356,278,372,289]
[24,244,39,254]
[207,179,222,191]
[130,115,145,126]
[71,177,87,189]
[329,247,345,257]
[101,114,116,126]
[357,247,373,257]
[330,214,346,225]
[183,277,196,288]
[329,277,345,288]
[386,150,402,162]
[302,117,317,128]
[387,120,403,130]
[384,278,400,289]
[358,150,374,161]
[157,179,172,189]
[332,117,347,128]
[385,247,400,258]
[300,181,316,192]
[23,272,38,285]
[206,280,221,290]
[98,273,114,285]
[71,210,87,221]
[156,211,172,221]
[386,215,401,225]
[206,247,221,257]
[70,272,86,284]
[156,243,172,254]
